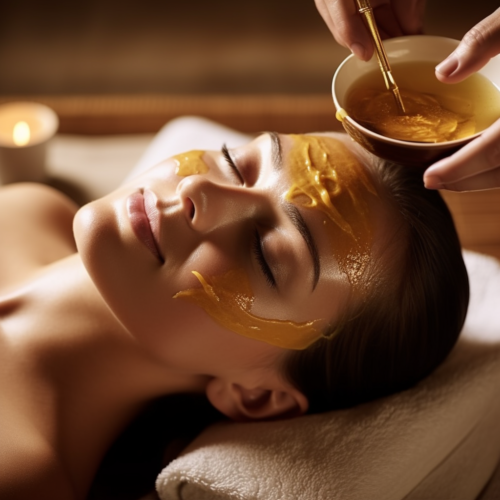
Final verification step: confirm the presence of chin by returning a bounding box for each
[74,199,120,273]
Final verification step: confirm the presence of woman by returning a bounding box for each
[0,129,468,499]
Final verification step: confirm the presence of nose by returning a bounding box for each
[177,176,271,233]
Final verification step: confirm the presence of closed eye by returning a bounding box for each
[222,144,244,185]
[253,230,276,289]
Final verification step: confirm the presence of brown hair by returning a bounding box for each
[283,160,469,413]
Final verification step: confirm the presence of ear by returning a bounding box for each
[205,378,308,421]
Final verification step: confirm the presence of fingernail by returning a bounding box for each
[424,175,445,190]
[350,43,366,60]
[436,54,459,77]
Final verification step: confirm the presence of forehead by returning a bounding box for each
[281,133,379,288]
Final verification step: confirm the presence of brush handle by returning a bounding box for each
[355,0,406,114]
[356,0,391,72]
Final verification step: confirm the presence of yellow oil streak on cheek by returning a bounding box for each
[173,150,209,176]
[286,135,377,287]
[173,269,322,350]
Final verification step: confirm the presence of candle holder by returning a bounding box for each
[0,102,59,184]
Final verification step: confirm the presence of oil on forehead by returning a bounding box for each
[286,134,377,288]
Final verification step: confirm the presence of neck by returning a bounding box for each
[0,254,207,496]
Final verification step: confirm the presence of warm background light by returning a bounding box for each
[13,121,30,146]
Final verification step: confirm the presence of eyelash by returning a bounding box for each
[221,144,244,185]
[253,230,276,289]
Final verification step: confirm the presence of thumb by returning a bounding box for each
[435,8,500,84]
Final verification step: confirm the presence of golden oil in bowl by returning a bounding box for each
[345,61,500,144]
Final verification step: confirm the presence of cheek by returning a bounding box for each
[186,323,282,374]
[74,192,266,365]
[75,219,240,365]
[138,298,278,373]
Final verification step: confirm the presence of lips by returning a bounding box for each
[126,190,164,263]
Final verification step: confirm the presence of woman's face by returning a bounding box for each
[73,133,381,377]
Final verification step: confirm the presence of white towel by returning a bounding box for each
[156,251,500,500]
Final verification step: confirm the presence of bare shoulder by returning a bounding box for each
[0,183,79,288]
[0,412,76,500]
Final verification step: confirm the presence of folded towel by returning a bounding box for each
[156,251,500,500]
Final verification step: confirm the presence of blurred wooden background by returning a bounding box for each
[441,190,500,261]
[0,0,498,96]
[0,0,498,134]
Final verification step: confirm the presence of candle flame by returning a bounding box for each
[13,121,31,146]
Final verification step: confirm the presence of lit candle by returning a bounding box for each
[0,102,58,184]
[13,121,31,146]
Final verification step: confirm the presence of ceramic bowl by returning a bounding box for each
[332,36,500,166]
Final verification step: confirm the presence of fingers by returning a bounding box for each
[392,0,426,36]
[424,118,500,192]
[314,0,426,61]
[428,8,500,191]
[433,166,500,192]
[315,0,374,60]
[435,7,500,83]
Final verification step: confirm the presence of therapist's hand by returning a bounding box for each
[314,0,426,60]
[424,8,500,192]
[424,119,500,191]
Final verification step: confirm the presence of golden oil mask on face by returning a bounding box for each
[173,150,209,176]
[286,135,377,287]
[174,136,378,350]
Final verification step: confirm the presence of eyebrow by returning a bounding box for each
[267,131,283,171]
[267,132,321,290]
